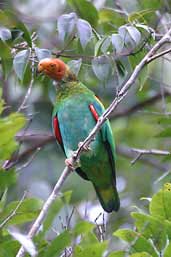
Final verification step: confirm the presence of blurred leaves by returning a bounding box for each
[68,59,82,76]
[67,0,99,27]
[57,12,77,42]
[76,19,92,49]
[41,230,71,257]
[112,184,171,256]
[35,48,52,61]
[57,12,92,48]
[0,198,43,227]
[0,27,11,41]
[41,191,72,236]
[0,97,26,163]
[13,49,30,80]
[74,241,107,257]
[92,56,113,81]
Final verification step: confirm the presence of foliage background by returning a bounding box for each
[0,0,171,256]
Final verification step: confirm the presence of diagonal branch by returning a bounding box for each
[16,28,171,257]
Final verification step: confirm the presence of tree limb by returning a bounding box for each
[117,145,169,171]
[16,28,171,257]
[131,147,170,156]
[13,132,170,172]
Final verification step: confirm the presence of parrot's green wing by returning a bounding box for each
[53,111,89,181]
[89,97,119,212]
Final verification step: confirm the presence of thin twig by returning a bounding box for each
[146,46,171,63]
[16,147,41,172]
[131,147,171,156]
[0,191,27,229]
[117,145,169,171]
[131,153,143,165]
[17,50,35,112]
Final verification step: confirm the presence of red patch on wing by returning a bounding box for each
[89,104,99,121]
[53,116,63,145]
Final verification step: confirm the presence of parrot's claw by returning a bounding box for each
[65,158,75,171]
[65,157,80,171]
[78,142,91,152]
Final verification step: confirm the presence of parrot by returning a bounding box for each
[38,58,120,212]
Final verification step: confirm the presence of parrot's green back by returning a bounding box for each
[52,81,120,212]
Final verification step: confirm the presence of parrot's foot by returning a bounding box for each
[65,157,80,171]
[78,142,91,152]
[65,158,75,171]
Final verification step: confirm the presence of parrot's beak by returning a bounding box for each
[37,63,43,73]
[36,63,44,76]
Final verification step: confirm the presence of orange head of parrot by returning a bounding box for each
[38,58,74,81]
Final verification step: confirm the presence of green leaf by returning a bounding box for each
[165,220,171,239]
[0,40,12,79]
[94,37,107,56]
[67,59,82,76]
[111,34,124,54]
[0,188,8,212]
[164,242,171,257]
[129,49,148,87]
[139,65,148,91]
[0,239,20,257]
[114,229,158,257]
[119,25,141,49]
[0,92,4,114]
[13,49,30,80]
[42,191,72,234]
[149,185,171,221]
[73,221,94,237]
[0,113,26,148]
[74,241,107,257]
[35,48,51,61]
[99,8,126,27]
[0,40,11,59]
[0,27,11,41]
[76,18,92,49]
[129,253,153,257]
[1,57,13,80]
[139,0,162,9]
[79,232,99,246]
[0,10,15,27]
[92,56,113,81]
[0,198,43,227]
[131,212,167,251]
[108,250,126,257]
[16,21,32,47]
[42,230,71,257]
[157,128,171,137]
[67,0,99,27]
[57,13,77,42]
[101,36,111,54]
[0,169,16,192]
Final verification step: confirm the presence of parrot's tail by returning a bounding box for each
[93,184,120,212]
